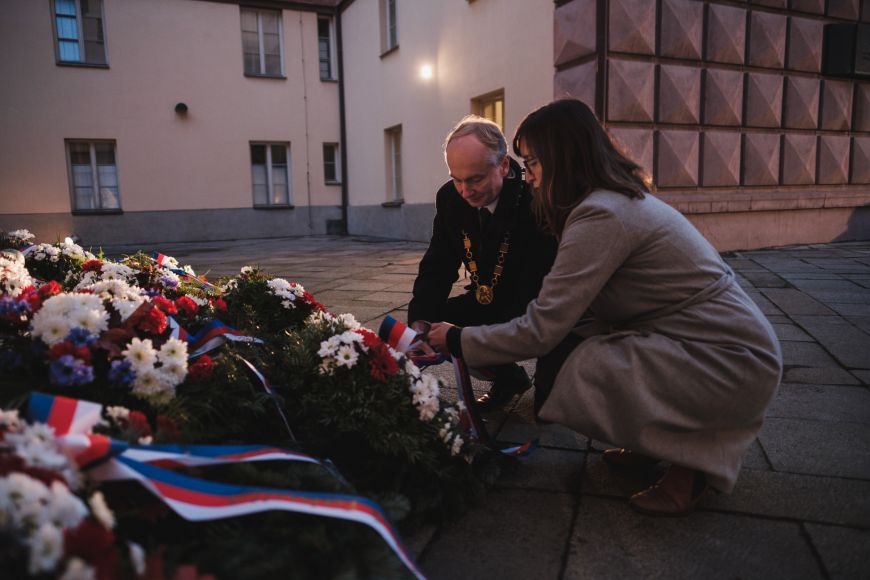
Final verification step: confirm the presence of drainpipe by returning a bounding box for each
[336,1,352,235]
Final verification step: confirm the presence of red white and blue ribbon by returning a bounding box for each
[238,355,296,442]
[187,320,263,358]
[378,315,418,354]
[25,393,425,579]
[168,316,189,341]
[150,252,219,293]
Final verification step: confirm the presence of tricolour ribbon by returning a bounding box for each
[186,320,263,358]
[25,393,425,579]
[378,315,418,354]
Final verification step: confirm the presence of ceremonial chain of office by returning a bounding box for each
[461,229,511,305]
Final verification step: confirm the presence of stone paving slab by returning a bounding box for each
[790,316,870,369]
[759,418,870,479]
[805,524,870,580]
[766,383,870,423]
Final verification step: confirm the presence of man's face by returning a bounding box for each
[445,135,509,209]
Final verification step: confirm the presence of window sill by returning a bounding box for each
[380,45,399,59]
[253,204,295,210]
[381,199,404,208]
[244,73,286,80]
[320,77,339,83]
[325,180,342,186]
[56,61,109,69]
[72,209,123,215]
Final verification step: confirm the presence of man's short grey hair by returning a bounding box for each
[444,115,508,166]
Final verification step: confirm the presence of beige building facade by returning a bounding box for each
[1,0,869,250]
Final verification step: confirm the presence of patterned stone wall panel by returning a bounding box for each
[852,137,870,183]
[784,76,820,129]
[864,0,870,22]
[658,65,701,124]
[554,60,597,108]
[706,4,747,64]
[821,79,853,130]
[743,133,780,185]
[660,0,703,60]
[656,130,700,187]
[782,134,817,185]
[607,60,655,122]
[787,17,823,73]
[818,136,851,184]
[554,0,597,66]
[745,73,784,128]
[753,0,786,7]
[609,0,656,55]
[609,127,654,177]
[749,11,787,69]
[791,0,825,14]
[704,68,744,126]
[702,131,741,186]
[828,0,859,19]
[855,83,870,131]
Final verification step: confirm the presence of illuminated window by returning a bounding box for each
[251,143,291,207]
[380,0,398,54]
[52,0,107,65]
[241,8,283,77]
[385,125,403,201]
[473,90,505,131]
[66,141,120,212]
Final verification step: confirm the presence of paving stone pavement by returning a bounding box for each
[105,236,870,579]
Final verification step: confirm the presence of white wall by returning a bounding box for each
[341,0,554,208]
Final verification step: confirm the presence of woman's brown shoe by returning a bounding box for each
[629,465,708,517]
[602,448,660,469]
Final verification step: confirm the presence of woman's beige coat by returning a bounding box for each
[460,190,782,492]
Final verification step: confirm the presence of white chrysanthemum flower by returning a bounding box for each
[450,435,465,456]
[111,297,145,321]
[7,229,35,243]
[222,278,238,291]
[99,262,135,281]
[334,345,359,368]
[59,557,96,580]
[0,255,32,297]
[338,330,362,346]
[158,361,187,386]
[47,481,87,528]
[27,522,64,574]
[88,491,115,529]
[317,337,340,359]
[138,435,153,445]
[131,367,175,404]
[0,409,22,432]
[128,543,146,576]
[0,472,51,529]
[69,308,109,336]
[404,360,421,379]
[122,337,158,372]
[158,337,188,365]
[240,266,253,274]
[31,315,70,346]
[105,406,130,422]
[189,295,208,307]
[337,313,360,330]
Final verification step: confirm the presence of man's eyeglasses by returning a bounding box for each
[522,156,539,173]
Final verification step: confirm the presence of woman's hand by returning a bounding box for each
[427,322,455,355]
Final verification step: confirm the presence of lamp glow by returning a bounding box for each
[419,64,434,80]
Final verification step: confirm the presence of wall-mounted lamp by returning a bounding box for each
[419,64,434,81]
[174,102,189,115]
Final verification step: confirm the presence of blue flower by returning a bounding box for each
[66,327,97,347]
[108,358,136,388]
[48,354,94,387]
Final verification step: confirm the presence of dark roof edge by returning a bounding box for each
[189,0,340,14]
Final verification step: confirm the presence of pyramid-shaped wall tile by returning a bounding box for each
[702,131,741,186]
[706,4,746,64]
[854,84,870,131]
[746,73,784,128]
[609,127,654,178]
[609,0,655,55]
[704,69,744,126]
[818,136,850,184]
[791,0,824,14]
[657,130,699,187]
[607,60,655,122]
[821,80,853,131]
[554,61,597,107]
[828,0,859,19]
[782,134,817,185]
[743,133,780,185]
[749,11,786,69]
[754,0,786,6]
[851,138,870,183]
[660,0,703,59]
[787,17,823,73]
[658,65,701,124]
[784,76,820,129]
[554,0,597,66]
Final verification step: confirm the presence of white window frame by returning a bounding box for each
[323,143,342,184]
[379,0,398,54]
[51,0,108,66]
[250,142,292,207]
[65,140,121,213]
[473,89,505,131]
[385,125,403,202]
[317,16,338,81]
[240,7,285,77]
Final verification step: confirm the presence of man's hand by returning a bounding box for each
[428,322,455,355]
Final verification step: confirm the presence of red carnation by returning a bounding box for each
[38,280,62,298]
[47,341,76,361]
[210,297,227,314]
[138,304,168,335]
[152,295,178,315]
[81,259,103,273]
[358,328,381,350]
[175,296,199,317]
[64,519,118,580]
[368,344,400,382]
[126,411,152,438]
[156,415,181,442]
[188,354,214,382]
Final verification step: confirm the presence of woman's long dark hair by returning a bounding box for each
[513,99,651,237]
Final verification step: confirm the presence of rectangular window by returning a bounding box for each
[323,143,341,184]
[52,0,107,65]
[241,7,283,77]
[473,90,505,131]
[380,0,398,53]
[251,143,291,206]
[385,125,402,201]
[318,17,337,80]
[66,140,120,212]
